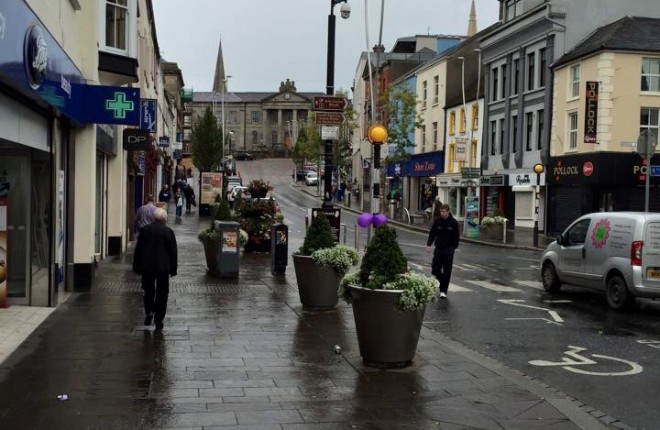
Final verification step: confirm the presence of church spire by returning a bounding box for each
[212,39,227,93]
[467,0,477,37]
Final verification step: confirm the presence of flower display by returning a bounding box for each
[246,178,274,198]
[480,215,508,226]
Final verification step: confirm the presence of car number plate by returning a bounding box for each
[646,268,660,279]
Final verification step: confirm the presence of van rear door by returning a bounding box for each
[642,222,660,286]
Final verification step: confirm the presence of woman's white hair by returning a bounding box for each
[153,207,168,222]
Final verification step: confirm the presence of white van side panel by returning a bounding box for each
[585,216,635,288]
[642,222,660,287]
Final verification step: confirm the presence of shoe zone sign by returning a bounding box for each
[0,0,139,126]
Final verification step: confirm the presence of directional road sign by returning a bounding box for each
[315,111,346,125]
[313,96,348,111]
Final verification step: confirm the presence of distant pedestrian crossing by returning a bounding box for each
[445,279,544,294]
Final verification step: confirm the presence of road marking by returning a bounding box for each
[460,263,486,272]
[498,299,563,323]
[637,340,660,349]
[465,280,521,293]
[506,256,540,262]
[506,317,563,326]
[449,283,472,292]
[529,345,643,376]
[513,280,544,290]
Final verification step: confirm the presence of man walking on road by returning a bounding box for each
[426,203,459,299]
[132,208,178,330]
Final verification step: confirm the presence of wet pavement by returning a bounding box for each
[0,209,609,429]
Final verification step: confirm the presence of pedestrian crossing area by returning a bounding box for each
[447,279,544,294]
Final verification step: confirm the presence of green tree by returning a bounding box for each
[191,107,224,171]
[383,83,423,162]
[291,114,321,167]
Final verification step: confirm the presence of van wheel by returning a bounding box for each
[542,262,561,292]
[606,275,634,310]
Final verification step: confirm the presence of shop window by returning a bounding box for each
[642,58,660,92]
[515,191,533,219]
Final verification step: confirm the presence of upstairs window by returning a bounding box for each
[525,112,534,151]
[491,68,499,101]
[420,125,427,152]
[251,111,262,124]
[106,0,128,51]
[501,64,508,99]
[527,52,535,91]
[471,104,479,130]
[513,58,520,95]
[568,112,578,150]
[640,108,660,147]
[539,48,546,87]
[570,65,580,98]
[449,112,456,135]
[505,0,524,21]
[432,121,438,146]
[499,118,505,154]
[641,58,660,92]
[537,109,544,150]
[459,108,466,134]
[490,120,497,155]
[433,76,439,105]
[422,81,428,108]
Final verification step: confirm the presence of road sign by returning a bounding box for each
[312,96,348,111]
[637,129,657,158]
[315,111,346,125]
[651,165,660,177]
[321,126,339,140]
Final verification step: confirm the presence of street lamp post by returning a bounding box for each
[533,163,545,247]
[323,0,350,206]
[221,75,232,163]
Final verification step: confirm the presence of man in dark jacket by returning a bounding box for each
[133,208,177,330]
[425,203,459,299]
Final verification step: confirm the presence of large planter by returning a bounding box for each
[346,284,426,368]
[293,255,341,310]
[201,239,219,272]
[482,223,504,241]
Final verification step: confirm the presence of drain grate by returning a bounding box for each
[94,282,249,294]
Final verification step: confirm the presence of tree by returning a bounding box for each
[191,107,224,171]
[291,113,321,167]
[383,83,423,162]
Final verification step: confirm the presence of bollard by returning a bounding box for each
[340,223,347,244]
[271,223,288,275]
[354,224,360,250]
[346,191,351,208]
[502,219,508,244]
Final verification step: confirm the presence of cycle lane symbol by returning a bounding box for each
[529,345,643,376]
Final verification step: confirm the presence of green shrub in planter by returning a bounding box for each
[340,225,438,311]
[297,213,335,256]
[198,199,232,243]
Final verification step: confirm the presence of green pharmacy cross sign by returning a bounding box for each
[106,92,135,119]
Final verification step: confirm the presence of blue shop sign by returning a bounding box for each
[386,151,444,177]
[141,99,157,132]
[0,0,139,126]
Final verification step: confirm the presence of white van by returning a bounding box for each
[541,212,660,310]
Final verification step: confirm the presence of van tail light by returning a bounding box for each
[631,241,643,266]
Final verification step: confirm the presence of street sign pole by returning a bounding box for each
[637,129,657,212]
[646,153,651,212]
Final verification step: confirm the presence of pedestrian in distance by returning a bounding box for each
[183,183,196,214]
[134,195,157,235]
[158,184,171,203]
[132,208,177,330]
[425,203,459,299]
[174,189,183,222]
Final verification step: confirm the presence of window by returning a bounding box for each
[527,52,535,91]
[449,112,456,135]
[505,0,523,21]
[513,58,520,95]
[422,81,428,108]
[251,111,262,124]
[641,58,660,92]
[421,125,427,151]
[105,0,128,51]
[271,131,277,145]
[490,120,497,155]
[539,48,546,87]
[459,108,466,133]
[537,109,544,150]
[492,68,499,101]
[228,111,238,124]
[501,64,507,99]
[499,118,505,154]
[566,219,591,245]
[568,112,578,150]
[525,112,534,151]
[512,115,518,153]
[570,65,580,98]
[471,104,479,130]
[448,142,455,171]
[251,131,259,145]
[433,75,439,104]
[640,108,660,148]
[432,121,438,147]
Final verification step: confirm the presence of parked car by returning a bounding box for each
[305,171,319,186]
[228,186,250,204]
[293,169,309,181]
[225,177,243,198]
[235,152,253,160]
[540,212,660,310]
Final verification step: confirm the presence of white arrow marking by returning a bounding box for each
[498,299,564,323]
[513,280,544,290]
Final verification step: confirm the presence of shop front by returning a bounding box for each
[547,153,660,234]
[479,174,508,219]
[386,151,444,214]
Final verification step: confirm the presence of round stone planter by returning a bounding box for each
[345,284,426,368]
[293,254,342,311]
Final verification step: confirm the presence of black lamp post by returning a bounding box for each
[533,163,545,247]
[323,0,350,206]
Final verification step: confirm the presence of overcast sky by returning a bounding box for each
[152,1,500,94]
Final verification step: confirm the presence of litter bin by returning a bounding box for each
[271,223,288,275]
[345,191,351,208]
[214,220,240,278]
[388,200,396,219]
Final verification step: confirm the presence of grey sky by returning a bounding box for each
[152,1,500,94]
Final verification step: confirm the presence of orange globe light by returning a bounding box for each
[533,163,544,174]
[368,124,388,145]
